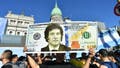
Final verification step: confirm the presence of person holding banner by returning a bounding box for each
[41,23,71,51]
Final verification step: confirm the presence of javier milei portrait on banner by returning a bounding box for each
[41,23,71,51]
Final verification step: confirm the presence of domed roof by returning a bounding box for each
[51,2,62,16]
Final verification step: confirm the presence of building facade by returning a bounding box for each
[50,2,64,23]
[49,2,106,32]
[5,11,34,36]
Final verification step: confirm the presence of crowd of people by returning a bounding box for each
[0,48,120,68]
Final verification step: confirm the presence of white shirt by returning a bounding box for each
[49,44,60,51]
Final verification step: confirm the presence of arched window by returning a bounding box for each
[10,20,16,25]
[17,32,20,35]
[18,21,23,25]
[24,32,27,35]
[9,31,13,34]
[24,22,29,25]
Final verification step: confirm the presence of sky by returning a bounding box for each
[0,0,119,28]
[0,0,120,66]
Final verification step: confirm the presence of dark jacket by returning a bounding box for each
[1,62,13,68]
[41,44,71,51]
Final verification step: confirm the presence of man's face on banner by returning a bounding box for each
[48,28,61,47]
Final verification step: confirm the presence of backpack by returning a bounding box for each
[101,62,118,68]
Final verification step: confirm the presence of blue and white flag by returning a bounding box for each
[0,18,7,43]
[97,28,120,50]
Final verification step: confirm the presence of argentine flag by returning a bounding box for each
[97,28,120,50]
[0,18,7,43]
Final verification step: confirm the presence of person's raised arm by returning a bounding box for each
[82,48,95,68]
[37,53,42,64]
[27,55,40,68]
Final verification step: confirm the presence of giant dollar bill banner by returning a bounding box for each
[26,22,97,53]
